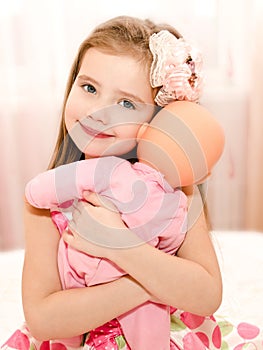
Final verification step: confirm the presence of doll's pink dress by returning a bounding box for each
[25,156,189,350]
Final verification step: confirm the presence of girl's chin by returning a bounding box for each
[83,143,137,159]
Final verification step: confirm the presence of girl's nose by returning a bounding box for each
[89,104,123,125]
[88,100,116,125]
[90,106,109,124]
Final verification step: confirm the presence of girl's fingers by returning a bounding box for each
[83,191,118,212]
[71,205,81,222]
[67,221,76,234]
[62,228,75,245]
[63,223,83,244]
[82,191,101,207]
[71,200,89,222]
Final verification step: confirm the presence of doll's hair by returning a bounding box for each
[48,16,182,169]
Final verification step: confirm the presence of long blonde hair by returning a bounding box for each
[48,16,182,169]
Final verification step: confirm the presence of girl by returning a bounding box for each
[1,15,262,350]
[23,97,226,350]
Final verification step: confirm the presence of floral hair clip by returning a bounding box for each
[149,30,204,107]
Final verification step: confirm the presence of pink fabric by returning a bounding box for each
[26,157,187,251]
[26,157,187,350]
[85,319,130,349]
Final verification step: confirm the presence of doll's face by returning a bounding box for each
[65,48,155,158]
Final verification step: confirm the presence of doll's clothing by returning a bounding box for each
[25,156,188,250]
[49,165,187,349]
[25,156,188,349]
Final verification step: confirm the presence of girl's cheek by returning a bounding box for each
[64,110,74,131]
[116,124,140,140]
[65,100,80,129]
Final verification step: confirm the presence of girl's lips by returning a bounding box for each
[79,123,113,139]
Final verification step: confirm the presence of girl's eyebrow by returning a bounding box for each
[116,89,146,104]
[77,74,146,104]
[77,74,101,87]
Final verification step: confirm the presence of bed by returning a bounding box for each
[0,231,263,345]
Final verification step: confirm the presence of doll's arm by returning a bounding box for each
[25,156,124,209]
[25,161,88,209]
[25,162,80,209]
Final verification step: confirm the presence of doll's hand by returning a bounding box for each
[63,191,142,259]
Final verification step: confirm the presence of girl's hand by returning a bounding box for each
[63,191,142,259]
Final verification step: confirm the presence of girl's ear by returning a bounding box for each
[136,123,149,142]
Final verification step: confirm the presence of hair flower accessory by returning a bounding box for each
[149,30,204,107]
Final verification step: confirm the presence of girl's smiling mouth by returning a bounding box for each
[79,122,114,139]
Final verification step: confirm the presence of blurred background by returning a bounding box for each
[0,0,262,250]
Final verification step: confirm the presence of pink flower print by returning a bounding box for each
[212,325,222,349]
[183,332,207,350]
[2,330,30,350]
[180,312,206,329]
[237,323,260,340]
[40,341,51,350]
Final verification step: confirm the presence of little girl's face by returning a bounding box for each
[65,48,156,158]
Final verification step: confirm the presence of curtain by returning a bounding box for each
[0,1,66,249]
[245,1,263,231]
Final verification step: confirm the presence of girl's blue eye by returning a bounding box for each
[119,100,135,110]
[83,84,96,94]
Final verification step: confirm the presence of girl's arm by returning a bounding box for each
[64,188,222,317]
[111,205,222,316]
[22,200,150,341]
[112,186,223,316]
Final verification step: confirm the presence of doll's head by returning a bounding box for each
[137,101,225,188]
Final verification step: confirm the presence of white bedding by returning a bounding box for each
[0,231,263,345]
